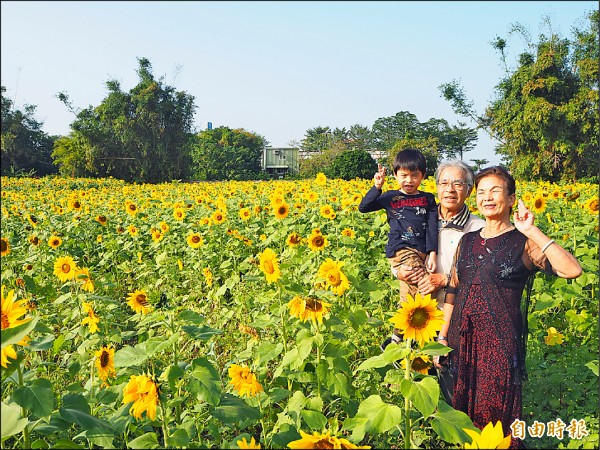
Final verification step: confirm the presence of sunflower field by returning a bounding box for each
[1,174,598,449]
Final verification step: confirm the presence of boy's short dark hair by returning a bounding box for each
[393,149,426,175]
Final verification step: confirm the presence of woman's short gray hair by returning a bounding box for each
[435,160,475,188]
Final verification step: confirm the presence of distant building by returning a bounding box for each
[262,147,299,178]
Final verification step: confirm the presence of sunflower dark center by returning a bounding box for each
[136,294,148,306]
[305,298,323,313]
[314,439,334,449]
[313,236,324,247]
[409,308,429,329]
[412,357,428,371]
[278,206,286,214]
[62,263,71,273]
[591,200,599,212]
[1,240,7,252]
[535,199,543,208]
[1,313,9,329]
[192,236,200,243]
[100,350,109,367]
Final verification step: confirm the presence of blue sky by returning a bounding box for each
[1,1,595,165]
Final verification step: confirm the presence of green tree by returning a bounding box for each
[325,149,377,180]
[347,124,373,150]
[300,126,333,157]
[190,126,267,180]
[388,137,440,178]
[1,86,57,176]
[440,10,598,181]
[53,57,196,183]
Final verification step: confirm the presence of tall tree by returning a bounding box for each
[1,86,56,176]
[300,126,333,157]
[440,10,598,181]
[190,126,267,180]
[370,111,420,151]
[53,57,196,183]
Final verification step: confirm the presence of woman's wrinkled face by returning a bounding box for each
[475,175,515,220]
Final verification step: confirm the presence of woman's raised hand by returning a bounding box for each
[514,199,534,232]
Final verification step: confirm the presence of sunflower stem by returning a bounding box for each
[17,364,31,449]
[160,396,169,447]
[315,320,322,398]
[404,338,412,450]
[276,282,291,391]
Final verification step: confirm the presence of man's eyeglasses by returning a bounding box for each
[438,180,468,190]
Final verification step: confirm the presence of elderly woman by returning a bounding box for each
[436,166,581,448]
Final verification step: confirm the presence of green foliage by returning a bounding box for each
[190,126,267,180]
[440,10,599,182]
[52,57,196,183]
[324,149,377,180]
[1,86,57,176]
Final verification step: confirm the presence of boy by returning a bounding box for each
[359,148,438,345]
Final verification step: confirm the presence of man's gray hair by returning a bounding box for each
[435,160,475,187]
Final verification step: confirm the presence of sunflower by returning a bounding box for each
[212,209,226,225]
[173,207,186,221]
[68,198,83,211]
[228,364,263,397]
[464,421,511,449]
[304,191,319,202]
[287,296,331,325]
[203,267,213,286]
[81,301,100,333]
[544,327,565,346]
[288,431,370,449]
[286,232,302,247]
[1,237,10,256]
[127,225,138,237]
[1,286,31,368]
[116,225,125,234]
[27,214,40,228]
[239,207,252,221]
[95,215,108,226]
[258,248,281,283]
[341,228,356,239]
[151,229,164,243]
[274,202,290,220]
[389,293,444,347]
[236,436,261,449]
[531,195,546,214]
[401,354,432,374]
[77,267,95,292]
[28,235,40,246]
[122,374,159,420]
[307,231,328,252]
[95,345,116,381]
[45,237,63,249]
[320,204,335,219]
[317,258,350,296]
[53,256,78,282]
[584,197,599,215]
[159,221,170,232]
[185,232,203,249]
[125,201,138,216]
[315,172,327,186]
[127,290,152,314]
[2,285,31,330]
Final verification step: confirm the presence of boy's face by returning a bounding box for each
[394,168,424,194]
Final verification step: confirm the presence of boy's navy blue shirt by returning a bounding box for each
[359,186,438,258]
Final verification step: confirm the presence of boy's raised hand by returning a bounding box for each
[374,164,386,190]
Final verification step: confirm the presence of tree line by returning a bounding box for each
[1,10,597,183]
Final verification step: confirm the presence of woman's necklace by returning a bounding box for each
[480,224,515,246]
